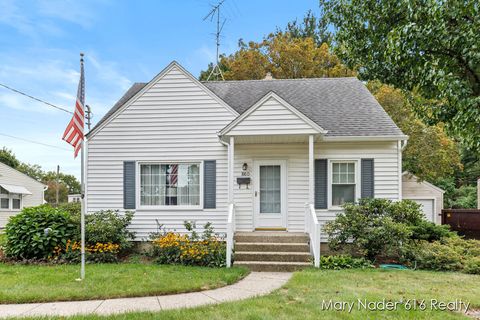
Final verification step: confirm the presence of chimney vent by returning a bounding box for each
[264,72,274,80]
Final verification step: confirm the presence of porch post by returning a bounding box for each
[228,136,235,204]
[308,134,314,204]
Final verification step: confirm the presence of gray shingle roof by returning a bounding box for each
[89,77,404,138]
[203,78,404,137]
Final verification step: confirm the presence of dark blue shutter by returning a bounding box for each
[361,159,374,199]
[123,161,136,209]
[203,160,216,209]
[315,159,328,209]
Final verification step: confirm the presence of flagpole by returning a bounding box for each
[80,53,86,280]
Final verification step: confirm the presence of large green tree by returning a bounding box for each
[322,0,480,147]
[283,9,332,46]
[368,82,462,182]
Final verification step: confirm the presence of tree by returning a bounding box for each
[283,9,332,46]
[43,171,81,194]
[200,32,354,81]
[17,163,44,181]
[322,0,480,147]
[368,82,462,182]
[0,147,20,169]
[43,180,69,204]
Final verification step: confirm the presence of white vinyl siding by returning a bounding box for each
[0,163,45,228]
[233,141,400,235]
[86,65,236,239]
[234,143,309,232]
[227,97,319,136]
[315,141,400,240]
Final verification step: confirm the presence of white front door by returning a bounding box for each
[254,160,287,229]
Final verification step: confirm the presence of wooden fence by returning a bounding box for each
[442,209,480,239]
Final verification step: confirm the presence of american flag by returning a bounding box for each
[169,164,178,186]
[62,55,85,158]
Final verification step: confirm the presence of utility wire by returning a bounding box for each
[0,83,73,114]
[0,133,70,151]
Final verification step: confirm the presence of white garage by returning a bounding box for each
[402,172,445,224]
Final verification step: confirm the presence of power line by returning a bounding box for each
[0,133,70,151]
[0,82,73,114]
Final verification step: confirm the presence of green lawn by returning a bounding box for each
[34,268,480,320]
[0,263,248,304]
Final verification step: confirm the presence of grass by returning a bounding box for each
[0,263,248,304]
[25,268,480,320]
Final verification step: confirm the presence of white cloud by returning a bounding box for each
[0,0,109,39]
[35,0,100,29]
[0,0,37,37]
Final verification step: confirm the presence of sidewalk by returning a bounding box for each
[0,272,292,318]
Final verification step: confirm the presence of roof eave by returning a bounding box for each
[322,135,409,142]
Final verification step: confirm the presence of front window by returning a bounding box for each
[331,162,356,206]
[140,163,200,207]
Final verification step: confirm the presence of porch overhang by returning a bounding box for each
[218,91,327,144]
[219,133,323,144]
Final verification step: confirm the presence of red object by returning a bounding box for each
[63,58,85,158]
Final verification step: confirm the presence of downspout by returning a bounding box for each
[43,185,49,204]
[398,139,408,201]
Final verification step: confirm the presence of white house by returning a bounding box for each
[86,61,410,270]
[68,194,82,203]
[0,162,47,228]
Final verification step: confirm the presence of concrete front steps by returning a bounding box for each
[234,232,312,272]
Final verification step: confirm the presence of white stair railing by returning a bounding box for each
[305,203,321,268]
[226,203,235,268]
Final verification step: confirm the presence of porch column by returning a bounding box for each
[228,136,235,204]
[308,134,314,204]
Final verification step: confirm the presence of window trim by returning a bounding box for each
[328,159,361,210]
[136,161,204,210]
[0,187,22,211]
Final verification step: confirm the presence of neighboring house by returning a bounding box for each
[86,61,409,269]
[402,172,445,224]
[68,194,82,203]
[0,162,47,228]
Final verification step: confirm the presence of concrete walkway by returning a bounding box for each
[0,272,292,318]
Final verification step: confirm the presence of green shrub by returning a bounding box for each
[150,221,226,267]
[464,257,480,274]
[324,198,456,261]
[320,255,373,270]
[51,210,136,263]
[409,220,454,241]
[404,237,480,273]
[71,210,135,251]
[4,205,76,260]
[57,202,81,216]
[407,240,463,271]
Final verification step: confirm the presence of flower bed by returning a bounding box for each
[150,221,226,267]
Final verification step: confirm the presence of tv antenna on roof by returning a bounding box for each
[204,0,227,81]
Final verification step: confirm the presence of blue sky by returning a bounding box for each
[0,0,318,179]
